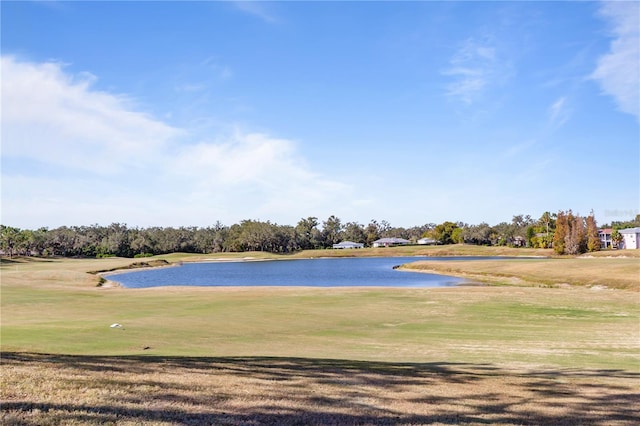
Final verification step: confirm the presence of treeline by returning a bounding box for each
[0,217,430,258]
[1,212,637,258]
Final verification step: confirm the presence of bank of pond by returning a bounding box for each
[106,256,518,289]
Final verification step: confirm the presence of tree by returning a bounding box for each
[525,226,536,248]
[0,226,22,257]
[553,211,568,255]
[130,228,153,255]
[451,227,464,244]
[295,217,320,250]
[26,227,49,256]
[612,229,623,249]
[276,225,299,253]
[377,220,393,238]
[97,223,131,257]
[365,220,381,247]
[342,222,366,243]
[531,211,556,249]
[539,211,553,236]
[223,223,244,252]
[321,215,343,248]
[564,212,586,255]
[463,222,492,245]
[586,211,601,252]
[431,221,459,245]
[193,222,228,254]
[492,222,514,246]
[511,214,533,244]
[49,226,78,257]
[553,210,590,255]
[407,224,435,242]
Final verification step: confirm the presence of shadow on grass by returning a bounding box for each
[0,256,57,266]
[2,352,639,425]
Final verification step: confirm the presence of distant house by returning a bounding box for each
[332,241,364,249]
[372,237,411,248]
[417,237,437,245]
[512,236,526,247]
[598,228,613,249]
[619,227,640,249]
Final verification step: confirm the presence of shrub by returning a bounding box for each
[134,253,154,258]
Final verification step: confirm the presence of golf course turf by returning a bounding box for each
[1,246,639,425]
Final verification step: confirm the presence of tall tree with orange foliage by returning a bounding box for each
[586,211,601,252]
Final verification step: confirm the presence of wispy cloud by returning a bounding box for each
[548,96,571,127]
[591,1,640,120]
[1,56,350,227]
[442,37,506,105]
[173,57,232,94]
[174,83,209,93]
[231,1,278,24]
[502,139,538,159]
[202,56,233,81]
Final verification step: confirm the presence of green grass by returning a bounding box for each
[1,279,638,369]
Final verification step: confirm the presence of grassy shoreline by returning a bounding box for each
[400,257,640,291]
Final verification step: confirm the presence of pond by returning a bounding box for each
[106,256,493,289]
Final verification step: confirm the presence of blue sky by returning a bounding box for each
[2,1,639,229]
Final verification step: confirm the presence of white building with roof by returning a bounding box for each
[372,237,411,248]
[417,237,437,245]
[332,241,364,249]
[619,227,640,249]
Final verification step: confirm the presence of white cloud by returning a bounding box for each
[171,131,353,224]
[1,56,350,228]
[1,56,181,174]
[443,38,503,105]
[175,132,303,184]
[591,1,640,120]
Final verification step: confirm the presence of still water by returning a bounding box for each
[107,256,489,288]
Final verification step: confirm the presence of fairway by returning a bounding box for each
[1,284,638,369]
[1,252,639,424]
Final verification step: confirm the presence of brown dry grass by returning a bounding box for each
[402,257,640,290]
[2,352,638,426]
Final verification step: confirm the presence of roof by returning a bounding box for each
[373,237,410,244]
[332,241,364,248]
[619,227,640,234]
[598,228,612,234]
